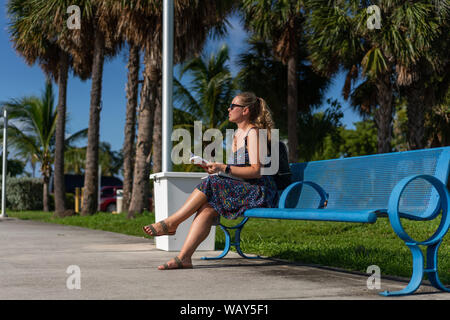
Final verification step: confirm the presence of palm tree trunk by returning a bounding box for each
[150,79,162,213]
[43,178,49,212]
[287,53,298,162]
[42,166,51,212]
[81,29,105,215]
[152,79,162,174]
[405,82,426,150]
[122,44,140,212]
[54,51,70,216]
[127,50,158,218]
[374,74,393,154]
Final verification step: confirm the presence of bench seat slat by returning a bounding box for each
[244,208,378,223]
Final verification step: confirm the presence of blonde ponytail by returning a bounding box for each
[236,92,275,141]
[254,97,274,141]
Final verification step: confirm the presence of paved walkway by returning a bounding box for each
[0,217,448,300]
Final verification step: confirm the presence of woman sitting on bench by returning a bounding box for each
[142,92,279,270]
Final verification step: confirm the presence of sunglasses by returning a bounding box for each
[230,103,247,110]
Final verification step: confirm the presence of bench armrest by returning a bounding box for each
[278,181,329,209]
[388,174,450,245]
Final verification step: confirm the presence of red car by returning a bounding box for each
[100,186,153,212]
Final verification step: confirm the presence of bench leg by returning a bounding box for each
[426,240,450,293]
[379,244,424,297]
[380,240,450,296]
[201,217,261,260]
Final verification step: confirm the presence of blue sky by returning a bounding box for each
[0,1,361,158]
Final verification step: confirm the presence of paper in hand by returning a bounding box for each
[189,153,210,167]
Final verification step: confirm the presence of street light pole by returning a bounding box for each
[1,108,8,218]
[162,0,174,173]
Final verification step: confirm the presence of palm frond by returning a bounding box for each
[174,78,203,119]
[64,127,88,146]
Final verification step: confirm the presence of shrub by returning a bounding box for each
[0,176,43,211]
[0,176,78,211]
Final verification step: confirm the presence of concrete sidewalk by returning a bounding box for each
[0,217,448,300]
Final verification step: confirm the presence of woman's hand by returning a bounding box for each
[205,163,226,174]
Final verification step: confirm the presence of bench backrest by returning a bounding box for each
[287,147,450,219]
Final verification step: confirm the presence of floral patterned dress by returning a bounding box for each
[196,129,279,222]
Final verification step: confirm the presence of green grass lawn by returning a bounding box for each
[7,211,154,237]
[8,210,450,285]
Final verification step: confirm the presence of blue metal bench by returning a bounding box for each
[202,147,450,297]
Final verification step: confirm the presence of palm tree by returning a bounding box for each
[399,59,448,150]
[398,5,449,150]
[79,2,121,215]
[32,0,121,215]
[7,0,77,216]
[306,0,443,153]
[241,0,306,162]
[122,43,140,211]
[2,82,57,211]
[151,82,163,176]
[1,82,88,211]
[129,49,160,216]
[25,0,121,215]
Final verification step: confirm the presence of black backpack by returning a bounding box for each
[267,140,292,190]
